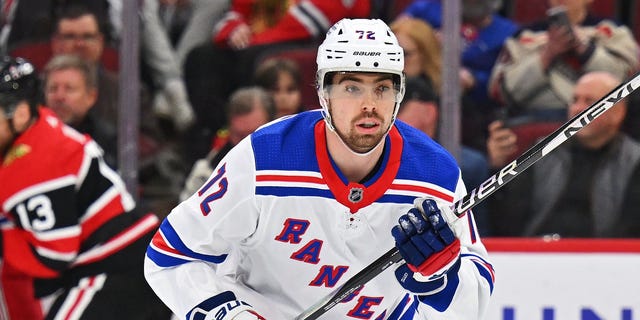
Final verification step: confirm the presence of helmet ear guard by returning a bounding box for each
[316,19,406,131]
[0,56,39,119]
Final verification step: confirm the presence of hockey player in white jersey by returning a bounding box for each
[144,18,494,319]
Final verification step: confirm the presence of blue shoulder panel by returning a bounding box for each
[251,110,323,172]
[394,121,460,193]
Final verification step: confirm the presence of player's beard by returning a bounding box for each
[334,111,387,154]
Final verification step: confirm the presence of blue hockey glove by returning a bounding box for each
[392,199,460,279]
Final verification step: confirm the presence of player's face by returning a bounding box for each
[45,68,97,126]
[52,14,104,64]
[327,72,397,153]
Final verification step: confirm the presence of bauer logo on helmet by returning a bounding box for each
[353,51,381,56]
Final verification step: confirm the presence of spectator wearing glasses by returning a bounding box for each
[50,5,120,131]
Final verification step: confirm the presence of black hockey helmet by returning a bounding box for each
[0,56,39,118]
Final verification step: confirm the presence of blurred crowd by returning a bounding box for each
[2,0,640,318]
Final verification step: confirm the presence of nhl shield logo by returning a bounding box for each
[348,187,364,203]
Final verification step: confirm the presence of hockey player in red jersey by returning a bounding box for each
[0,56,171,319]
[146,19,494,319]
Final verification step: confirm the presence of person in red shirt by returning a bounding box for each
[213,0,371,49]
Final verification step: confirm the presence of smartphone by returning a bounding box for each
[502,115,538,129]
[493,108,536,129]
[547,6,574,38]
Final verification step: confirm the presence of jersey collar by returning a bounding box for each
[314,121,403,213]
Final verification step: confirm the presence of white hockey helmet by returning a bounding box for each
[316,18,405,131]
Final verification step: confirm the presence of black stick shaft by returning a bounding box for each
[296,72,640,320]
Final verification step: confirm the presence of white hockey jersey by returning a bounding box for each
[144,110,494,319]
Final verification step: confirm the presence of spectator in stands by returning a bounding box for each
[253,57,304,118]
[1,0,113,54]
[185,56,303,167]
[390,17,442,96]
[397,0,517,105]
[485,118,518,170]
[157,0,194,47]
[489,0,639,120]
[396,0,519,150]
[6,1,195,133]
[210,0,370,50]
[138,0,195,133]
[43,54,118,168]
[398,76,491,235]
[183,0,371,163]
[487,71,640,237]
[180,86,275,201]
[50,5,120,130]
[0,56,172,319]
[158,0,229,66]
[51,5,190,216]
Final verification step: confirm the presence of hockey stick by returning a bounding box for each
[295,72,640,320]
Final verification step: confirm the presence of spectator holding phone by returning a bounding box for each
[487,71,640,238]
[489,0,639,121]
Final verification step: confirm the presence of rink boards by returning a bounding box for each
[483,238,640,320]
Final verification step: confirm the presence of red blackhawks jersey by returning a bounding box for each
[213,0,371,47]
[145,111,494,319]
[0,108,159,299]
